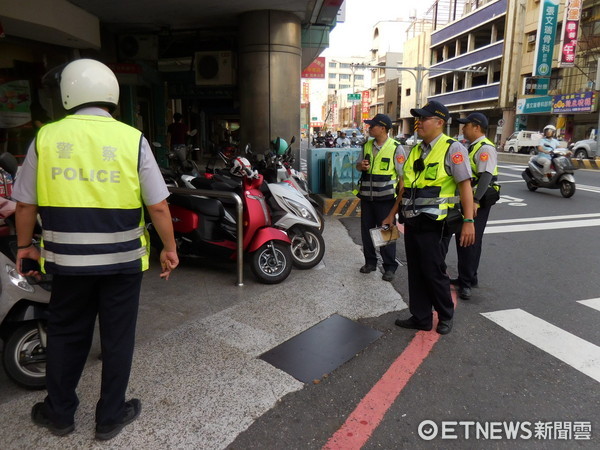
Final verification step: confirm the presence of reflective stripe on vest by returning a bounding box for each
[402,134,459,221]
[358,138,399,201]
[42,226,145,244]
[36,115,149,275]
[470,137,500,193]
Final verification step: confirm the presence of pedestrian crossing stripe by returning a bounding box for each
[577,298,600,312]
[481,308,600,383]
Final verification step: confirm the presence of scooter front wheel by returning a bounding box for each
[289,226,325,270]
[560,180,576,198]
[250,241,293,284]
[3,323,46,389]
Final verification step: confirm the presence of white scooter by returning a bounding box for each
[521,149,577,198]
[0,153,50,389]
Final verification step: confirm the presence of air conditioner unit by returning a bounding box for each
[118,35,158,61]
[527,34,536,43]
[195,51,235,86]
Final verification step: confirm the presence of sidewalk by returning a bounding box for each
[0,217,405,449]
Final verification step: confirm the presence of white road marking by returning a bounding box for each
[577,298,600,312]
[485,218,600,234]
[482,308,600,383]
[488,212,600,225]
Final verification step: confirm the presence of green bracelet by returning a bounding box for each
[463,218,475,223]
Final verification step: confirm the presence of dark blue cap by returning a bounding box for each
[456,112,489,128]
[364,113,392,129]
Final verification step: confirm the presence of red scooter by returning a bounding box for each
[149,158,293,284]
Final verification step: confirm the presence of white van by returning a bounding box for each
[503,131,542,154]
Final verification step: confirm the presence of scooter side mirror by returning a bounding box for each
[0,152,18,178]
[152,142,162,148]
[290,136,296,145]
[188,129,198,137]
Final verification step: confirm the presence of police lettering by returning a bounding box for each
[51,167,120,183]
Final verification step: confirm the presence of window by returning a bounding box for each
[340,74,350,80]
[329,73,337,79]
[329,62,337,68]
[328,83,336,89]
[340,63,351,69]
[355,74,364,81]
[339,84,351,89]
[405,88,411,96]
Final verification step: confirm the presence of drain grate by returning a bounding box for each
[260,314,383,383]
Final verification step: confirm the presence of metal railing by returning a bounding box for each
[168,187,245,286]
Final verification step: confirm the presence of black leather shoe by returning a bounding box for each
[359,264,376,273]
[436,319,453,335]
[382,270,395,282]
[31,403,75,436]
[95,399,141,441]
[395,317,432,331]
[458,286,472,300]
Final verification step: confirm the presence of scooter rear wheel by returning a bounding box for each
[526,181,538,192]
[250,241,292,284]
[3,323,46,389]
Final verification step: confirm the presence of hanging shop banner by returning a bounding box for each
[301,57,326,79]
[559,0,582,68]
[523,77,550,95]
[302,82,310,103]
[361,90,370,119]
[0,79,31,128]
[552,92,596,114]
[533,0,560,76]
[516,96,553,114]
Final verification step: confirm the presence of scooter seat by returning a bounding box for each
[168,194,224,218]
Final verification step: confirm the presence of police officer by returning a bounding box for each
[452,112,500,299]
[13,59,179,440]
[356,113,406,282]
[385,101,475,334]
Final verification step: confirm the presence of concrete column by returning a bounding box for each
[239,10,301,154]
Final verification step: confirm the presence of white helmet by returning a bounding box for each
[230,157,257,178]
[543,124,556,134]
[60,59,119,111]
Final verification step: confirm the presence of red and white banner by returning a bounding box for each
[301,57,326,79]
[361,90,370,119]
[559,0,582,68]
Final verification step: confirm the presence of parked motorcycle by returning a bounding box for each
[0,152,50,389]
[150,157,294,284]
[183,148,325,270]
[521,149,577,198]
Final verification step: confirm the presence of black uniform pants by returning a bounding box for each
[454,204,492,288]
[404,218,454,326]
[43,272,143,426]
[360,198,398,273]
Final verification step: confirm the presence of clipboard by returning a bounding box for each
[370,226,400,248]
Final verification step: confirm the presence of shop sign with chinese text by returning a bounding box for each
[552,92,596,113]
[559,0,582,68]
[533,0,559,76]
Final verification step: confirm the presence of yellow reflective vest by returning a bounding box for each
[402,134,460,221]
[357,138,400,201]
[469,137,500,193]
[36,114,150,274]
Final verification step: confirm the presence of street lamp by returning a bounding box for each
[353,63,487,143]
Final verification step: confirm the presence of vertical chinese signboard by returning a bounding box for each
[533,0,559,76]
[361,90,370,120]
[302,82,310,103]
[559,0,582,68]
